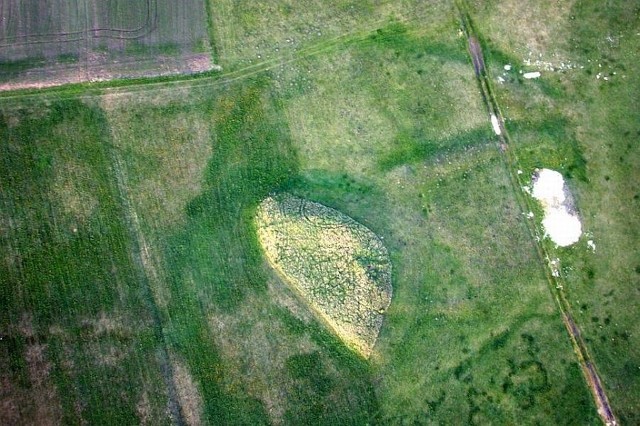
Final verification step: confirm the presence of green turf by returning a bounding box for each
[468,0,640,422]
[1,0,637,424]
[0,99,170,423]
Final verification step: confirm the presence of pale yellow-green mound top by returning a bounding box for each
[255,193,392,358]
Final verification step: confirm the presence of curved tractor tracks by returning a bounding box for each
[0,0,157,47]
[456,3,617,425]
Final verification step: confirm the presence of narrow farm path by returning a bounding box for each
[106,133,186,426]
[456,4,617,425]
[0,13,419,102]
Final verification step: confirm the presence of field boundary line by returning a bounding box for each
[202,0,219,64]
[456,2,617,424]
[0,11,433,99]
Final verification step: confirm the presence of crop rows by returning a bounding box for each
[0,0,155,49]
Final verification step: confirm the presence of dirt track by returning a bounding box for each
[457,4,617,425]
[0,52,215,92]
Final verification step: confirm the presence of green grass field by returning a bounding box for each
[469,0,640,422]
[1,0,638,424]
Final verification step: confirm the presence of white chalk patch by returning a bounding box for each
[532,169,582,247]
[523,71,541,79]
[517,170,523,175]
[490,114,501,135]
[587,240,596,251]
[541,208,582,247]
[497,76,505,83]
[532,169,566,208]
[504,64,512,71]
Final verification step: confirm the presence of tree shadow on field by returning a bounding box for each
[363,20,470,65]
[378,125,493,171]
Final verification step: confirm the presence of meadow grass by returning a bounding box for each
[1,0,633,423]
[249,16,597,423]
[102,76,382,423]
[208,0,458,71]
[469,0,640,421]
[0,99,171,423]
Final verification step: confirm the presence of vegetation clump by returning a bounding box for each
[255,193,392,358]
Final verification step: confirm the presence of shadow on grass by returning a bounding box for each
[161,74,383,424]
[378,125,493,171]
[363,20,470,65]
[159,75,299,424]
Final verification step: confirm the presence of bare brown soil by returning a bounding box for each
[0,315,63,425]
[0,53,215,91]
[170,357,203,426]
[0,0,215,91]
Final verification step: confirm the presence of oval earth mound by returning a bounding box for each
[255,194,392,358]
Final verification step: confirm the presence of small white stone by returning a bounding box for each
[523,71,541,79]
[490,114,501,135]
[504,64,512,71]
